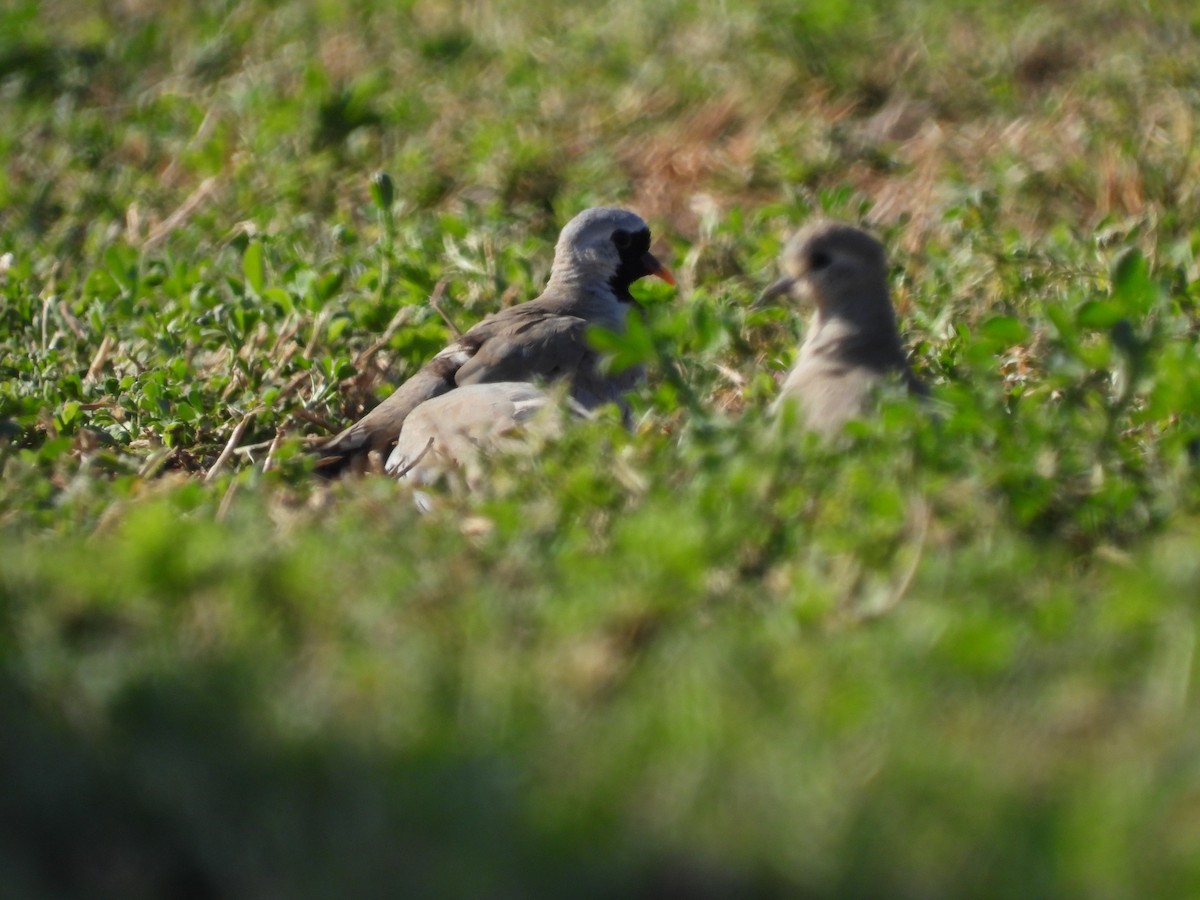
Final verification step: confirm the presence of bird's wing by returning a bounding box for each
[454,310,594,386]
[385,382,556,485]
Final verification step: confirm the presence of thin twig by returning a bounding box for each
[496,282,522,310]
[57,300,87,341]
[204,411,255,483]
[389,436,435,479]
[292,407,339,434]
[856,499,931,623]
[238,321,272,364]
[353,302,418,369]
[261,320,301,384]
[40,294,52,350]
[216,478,239,522]
[85,334,115,383]
[143,177,219,250]
[262,427,287,473]
[268,317,302,358]
[126,202,142,243]
[232,438,277,455]
[426,280,459,337]
[715,363,746,388]
[303,307,333,360]
[138,447,176,479]
[276,370,312,404]
[161,107,217,187]
[220,354,247,401]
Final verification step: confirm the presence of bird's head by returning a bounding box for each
[758,221,891,320]
[550,207,675,299]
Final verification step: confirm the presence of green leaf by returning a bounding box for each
[588,316,655,372]
[243,241,266,297]
[690,303,724,351]
[1110,248,1157,316]
[315,270,346,303]
[1043,303,1077,343]
[370,171,395,211]
[37,436,73,462]
[979,315,1028,345]
[264,287,294,315]
[1076,300,1122,329]
[327,316,350,343]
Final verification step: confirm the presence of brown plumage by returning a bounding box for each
[760,221,926,435]
[313,207,673,474]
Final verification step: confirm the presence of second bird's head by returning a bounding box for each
[551,207,675,298]
[759,220,890,317]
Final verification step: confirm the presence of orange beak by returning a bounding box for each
[643,251,676,286]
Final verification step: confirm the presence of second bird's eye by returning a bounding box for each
[809,250,833,271]
[612,230,632,250]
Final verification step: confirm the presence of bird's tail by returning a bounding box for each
[307,371,454,477]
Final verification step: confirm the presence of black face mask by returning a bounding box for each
[608,228,667,301]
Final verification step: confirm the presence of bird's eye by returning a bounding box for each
[612,230,632,250]
[809,250,833,271]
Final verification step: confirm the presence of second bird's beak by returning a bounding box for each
[754,275,796,308]
[643,252,676,286]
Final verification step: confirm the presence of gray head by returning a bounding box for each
[549,207,674,298]
[759,220,893,322]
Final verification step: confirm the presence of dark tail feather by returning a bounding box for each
[311,449,356,479]
[309,429,392,478]
[906,368,930,398]
[306,366,457,478]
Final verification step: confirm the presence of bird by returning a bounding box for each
[313,207,674,474]
[759,220,926,435]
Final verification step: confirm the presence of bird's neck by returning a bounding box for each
[804,306,903,360]
[545,271,628,322]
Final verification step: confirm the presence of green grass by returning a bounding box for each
[4,0,1200,897]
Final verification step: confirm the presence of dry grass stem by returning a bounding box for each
[204,411,256,483]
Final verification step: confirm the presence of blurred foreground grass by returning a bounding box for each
[4,0,1200,897]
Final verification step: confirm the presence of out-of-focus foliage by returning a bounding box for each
[4,0,1200,897]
